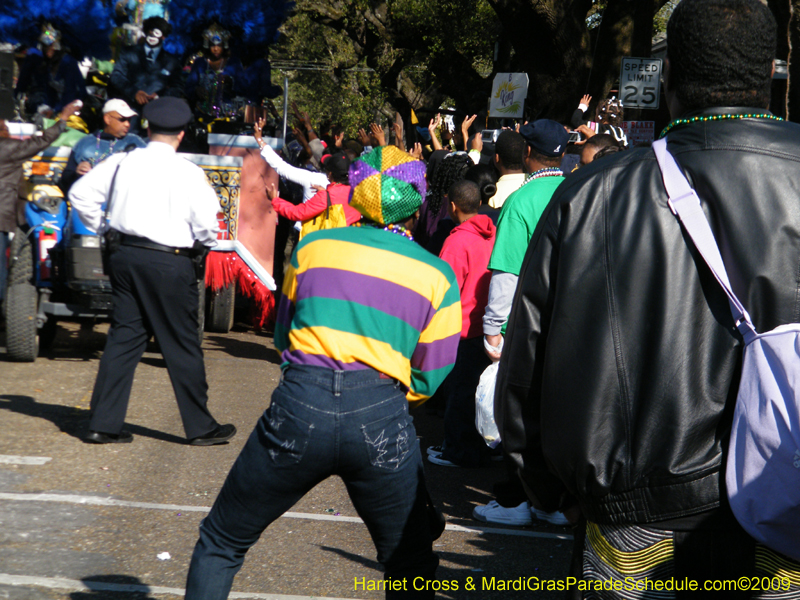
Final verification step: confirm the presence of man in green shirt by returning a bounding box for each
[473,119,570,528]
[484,119,568,350]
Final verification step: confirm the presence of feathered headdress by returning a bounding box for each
[0,0,291,59]
[165,0,291,55]
[38,22,61,50]
[202,22,230,49]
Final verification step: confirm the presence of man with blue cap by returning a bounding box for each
[472,119,571,528]
[69,97,236,446]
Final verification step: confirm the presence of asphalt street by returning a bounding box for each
[0,320,576,600]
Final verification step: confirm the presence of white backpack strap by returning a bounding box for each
[652,138,757,343]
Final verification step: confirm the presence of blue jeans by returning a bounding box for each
[185,364,438,599]
[441,336,492,467]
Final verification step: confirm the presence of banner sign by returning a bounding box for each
[622,121,656,146]
[489,73,529,119]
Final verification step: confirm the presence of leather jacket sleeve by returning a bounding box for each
[495,195,567,512]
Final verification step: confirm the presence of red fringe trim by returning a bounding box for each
[205,251,275,330]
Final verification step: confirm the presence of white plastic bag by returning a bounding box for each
[475,361,501,448]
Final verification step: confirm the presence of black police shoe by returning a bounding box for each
[84,430,134,444]
[188,423,236,446]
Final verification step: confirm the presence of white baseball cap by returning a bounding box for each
[103,99,138,118]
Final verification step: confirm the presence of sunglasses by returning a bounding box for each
[110,115,132,123]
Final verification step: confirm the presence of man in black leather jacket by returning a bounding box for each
[497,0,800,594]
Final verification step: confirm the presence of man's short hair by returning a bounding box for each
[494,131,525,170]
[448,179,481,215]
[528,147,562,169]
[584,133,618,152]
[667,0,776,112]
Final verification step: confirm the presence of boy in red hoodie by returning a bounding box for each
[428,180,497,467]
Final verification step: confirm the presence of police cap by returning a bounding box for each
[143,97,192,134]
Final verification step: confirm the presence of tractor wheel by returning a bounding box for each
[206,284,235,333]
[6,230,38,362]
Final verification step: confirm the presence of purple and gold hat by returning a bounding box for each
[348,146,427,225]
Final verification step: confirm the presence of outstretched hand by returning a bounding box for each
[253,118,266,145]
[370,123,386,147]
[461,114,478,151]
[357,128,371,147]
[58,99,83,121]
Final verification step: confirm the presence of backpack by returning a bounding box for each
[654,138,800,561]
[299,190,348,240]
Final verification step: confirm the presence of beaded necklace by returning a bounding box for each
[523,167,563,185]
[91,133,119,166]
[659,113,782,138]
[353,221,414,242]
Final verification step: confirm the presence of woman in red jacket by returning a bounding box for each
[267,151,361,227]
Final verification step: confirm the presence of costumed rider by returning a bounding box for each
[118,0,169,24]
[108,16,183,129]
[15,24,87,118]
[68,97,236,447]
[185,146,462,599]
[61,99,147,191]
[185,24,245,120]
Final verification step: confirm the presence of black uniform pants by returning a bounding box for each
[89,245,217,439]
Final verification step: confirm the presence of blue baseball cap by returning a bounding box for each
[519,119,569,157]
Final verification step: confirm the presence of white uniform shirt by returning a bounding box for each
[259,144,329,202]
[69,141,220,248]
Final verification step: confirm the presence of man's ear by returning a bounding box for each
[177,130,185,143]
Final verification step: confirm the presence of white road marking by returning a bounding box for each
[0,455,52,465]
[0,573,361,599]
[0,491,572,540]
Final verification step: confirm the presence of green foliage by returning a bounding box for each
[270,6,387,135]
[271,0,497,135]
[272,0,681,134]
[653,0,679,33]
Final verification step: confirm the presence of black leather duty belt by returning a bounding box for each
[119,234,193,257]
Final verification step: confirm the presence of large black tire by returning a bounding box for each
[5,230,38,362]
[205,283,235,333]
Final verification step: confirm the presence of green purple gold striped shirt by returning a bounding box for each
[274,226,462,406]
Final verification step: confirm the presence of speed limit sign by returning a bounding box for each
[620,57,662,109]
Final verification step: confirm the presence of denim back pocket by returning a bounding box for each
[361,407,414,471]
[262,401,314,467]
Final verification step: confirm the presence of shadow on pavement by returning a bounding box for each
[0,395,186,444]
[69,575,160,599]
[203,334,282,364]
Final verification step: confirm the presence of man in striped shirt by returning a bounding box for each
[186,146,461,599]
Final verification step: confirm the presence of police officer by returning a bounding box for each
[69,97,236,446]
